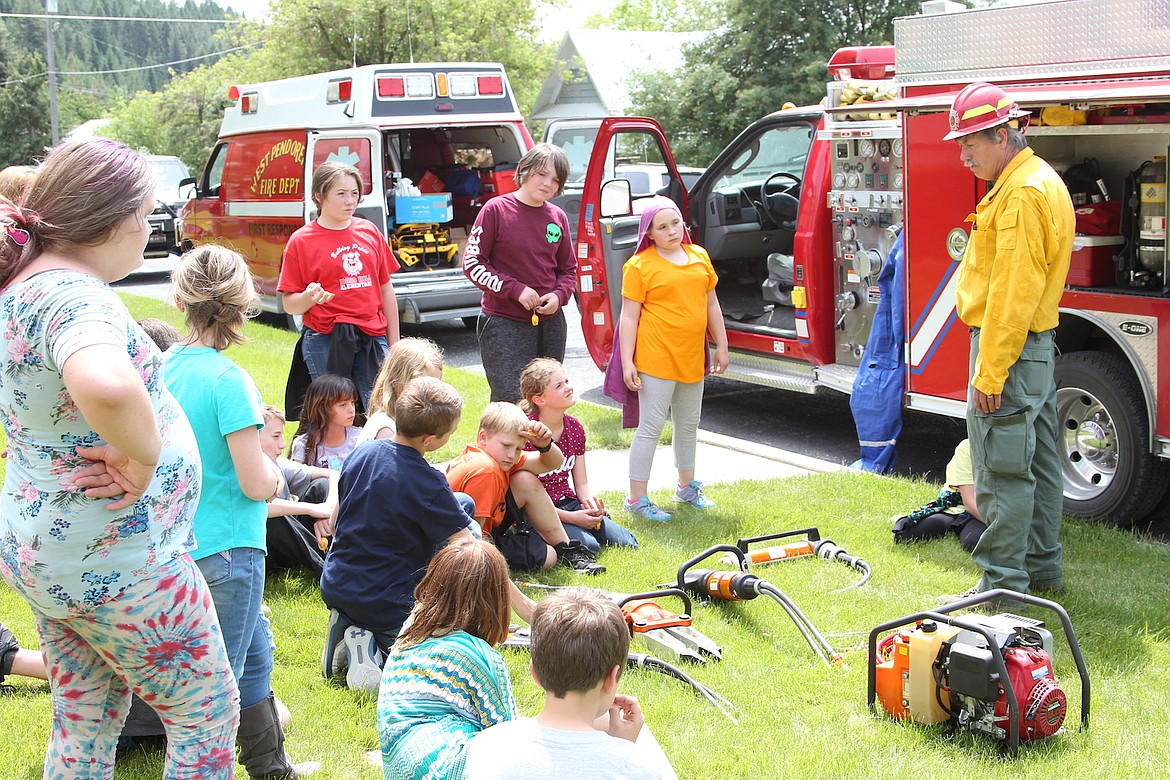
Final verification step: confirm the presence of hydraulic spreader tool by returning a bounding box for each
[731,527,872,591]
[677,545,843,665]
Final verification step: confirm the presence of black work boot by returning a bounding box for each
[237,693,321,779]
[553,540,606,575]
[0,621,20,690]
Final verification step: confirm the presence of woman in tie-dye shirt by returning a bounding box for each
[0,139,238,778]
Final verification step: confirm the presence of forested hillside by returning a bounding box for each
[0,0,238,165]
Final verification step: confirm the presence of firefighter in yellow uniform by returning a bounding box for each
[942,83,1074,604]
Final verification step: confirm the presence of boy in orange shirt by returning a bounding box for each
[447,402,604,575]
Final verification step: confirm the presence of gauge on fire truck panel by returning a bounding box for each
[892,139,903,157]
[859,139,876,158]
[833,172,846,188]
[846,172,861,188]
[878,139,892,157]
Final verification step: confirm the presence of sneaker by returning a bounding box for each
[625,495,672,522]
[553,541,606,575]
[321,609,351,679]
[343,627,384,693]
[675,480,716,509]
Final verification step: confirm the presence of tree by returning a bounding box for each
[583,0,725,32]
[0,44,50,166]
[257,0,552,113]
[627,0,919,166]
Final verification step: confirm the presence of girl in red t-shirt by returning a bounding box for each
[279,161,400,408]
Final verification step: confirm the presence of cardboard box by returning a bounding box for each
[1068,234,1123,287]
[395,193,453,224]
[418,170,445,193]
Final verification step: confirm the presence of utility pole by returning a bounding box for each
[45,0,59,146]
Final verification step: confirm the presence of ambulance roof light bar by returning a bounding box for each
[828,46,895,82]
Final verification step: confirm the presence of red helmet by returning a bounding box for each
[944,82,1030,140]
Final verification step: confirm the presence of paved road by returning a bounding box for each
[116,262,1170,538]
[113,262,968,483]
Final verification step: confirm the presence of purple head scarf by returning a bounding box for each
[634,195,692,254]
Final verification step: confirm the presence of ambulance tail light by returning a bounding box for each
[477,75,504,96]
[327,78,353,104]
[436,72,449,97]
[828,46,895,82]
[240,91,258,114]
[378,76,405,98]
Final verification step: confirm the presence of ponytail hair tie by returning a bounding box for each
[4,222,29,246]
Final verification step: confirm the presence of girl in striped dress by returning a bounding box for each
[377,538,517,780]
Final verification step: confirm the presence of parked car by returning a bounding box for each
[143,155,193,259]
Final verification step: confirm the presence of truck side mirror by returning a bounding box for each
[179,177,198,199]
[600,178,632,218]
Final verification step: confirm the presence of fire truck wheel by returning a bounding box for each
[1054,351,1170,526]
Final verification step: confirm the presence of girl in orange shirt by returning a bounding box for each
[618,196,729,521]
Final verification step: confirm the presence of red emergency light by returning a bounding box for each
[477,75,504,96]
[227,85,240,100]
[378,76,405,98]
[828,46,895,82]
[327,78,353,104]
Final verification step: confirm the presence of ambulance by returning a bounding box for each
[575,0,1170,526]
[179,62,533,328]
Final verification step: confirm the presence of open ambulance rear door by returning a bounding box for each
[305,128,387,230]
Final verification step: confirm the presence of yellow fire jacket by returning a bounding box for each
[955,147,1074,396]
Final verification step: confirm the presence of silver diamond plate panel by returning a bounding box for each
[896,0,1170,85]
[1070,309,1159,418]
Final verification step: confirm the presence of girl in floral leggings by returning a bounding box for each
[0,139,238,777]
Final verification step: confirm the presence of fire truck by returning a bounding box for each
[180,62,532,328]
[575,0,1170,526]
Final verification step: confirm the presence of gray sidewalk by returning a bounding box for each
[584,429,845,496]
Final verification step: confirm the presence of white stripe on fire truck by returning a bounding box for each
[224,202,304,218]
[909,263,960,370]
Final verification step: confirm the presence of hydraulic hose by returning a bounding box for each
[627,652,738,723]
[757,581,842,665]
[813,540,872,591]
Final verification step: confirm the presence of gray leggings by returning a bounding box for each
[477,311,567,402]
[628,372,704,483]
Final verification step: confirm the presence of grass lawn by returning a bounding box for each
[2,295,1169,778]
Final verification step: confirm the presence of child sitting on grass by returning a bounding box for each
[446,402,605,575]
[463,587,673,779]
[260,404,340,578]
[359,336,444,444]
[519,358,638,555]
[319,378,535,691]
[291,373,361,469]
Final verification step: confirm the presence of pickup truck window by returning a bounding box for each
[718,124,813,188]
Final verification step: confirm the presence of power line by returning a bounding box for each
[60,44,257,76]
[0,12,239,24]
[0,43,258,87]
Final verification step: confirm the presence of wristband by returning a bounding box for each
[535,442,552,453]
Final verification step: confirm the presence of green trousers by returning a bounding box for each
[966,328,1064,594]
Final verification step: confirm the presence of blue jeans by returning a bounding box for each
[197,547,274,710]
[301,327,388,409]
[557,497,639,555]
